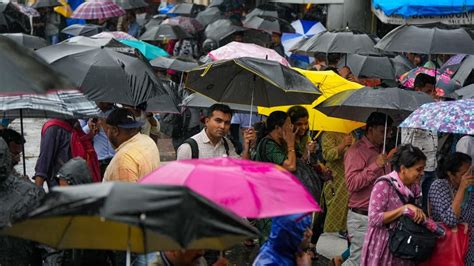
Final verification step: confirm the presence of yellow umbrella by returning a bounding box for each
[258,69,366,134]
[54,0,73,18]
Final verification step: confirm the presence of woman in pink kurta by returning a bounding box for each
[361,144,427,266]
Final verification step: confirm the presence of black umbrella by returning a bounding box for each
[140,24,192,41]
[390,55,415,79]
[0,2,30,33]
[168,3,205,16]
[243,15,294,33]
[315,87,434,123]
[0,33,48,49]
[61,24,103,37]
[455,84,474,99]
[444,55,474,87]
[205,19,245,42]
[294,29,379,56]
[30,0,61,9]
[0,35,74,95]
[185,57,321,107]
[337,54,396,80]
[146,79,180,114]
[208,0,243,12]
[150,56,199,72]
[112,0,148,10]
[63,35,130,48]
[144,14,166,30]
[2,183,259,253]
[196,7,226,27]
[36,44,165,106]
[374,24,474,55]
[244,8,278,20]
[182,93,258,113]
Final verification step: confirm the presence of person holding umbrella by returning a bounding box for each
[343,112,395,266]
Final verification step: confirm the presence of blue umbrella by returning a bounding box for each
[281,20,325,67]
[118,39,169,60]
[373,0,474,17]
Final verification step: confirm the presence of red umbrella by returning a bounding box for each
[71,0,125,20]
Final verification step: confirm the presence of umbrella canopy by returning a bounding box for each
[204,19,245,42]
[54,0,73,18]
[281,20,326,65]
[315,87,434,123]
[243,15,294,34]
[338,54,396,80]
[182,93,258,113]
[390,55,415,79]
[140,158,321,218]
[373,0,474,17]
[150,56,198,72]
[375,24,474,55]
[92,31,137,40]
[294,29,379,56]
[0,33,47,49]
[443,55,474,87]
[71,0,125,19]
[30,0,61,9]
[208,41,290,66]
[162,16,204,34]
[0,2,31,33]
[63,35,128,48]
[146,81,180,114]
[11,2,40,17]
[0,90,99,119]
[144,14,166,30]
[36,44,165,106]
[0,35,74,95]
[61,24,103,37]
[398,67,461,97]
[399,99,474,135]
[455,84,474,99]
[118,39,168,60]
[258,69,365,133]
[140,24,192,41]
[244,8,278,20]
[2,183,258,252]
[167,3,205,16]
[185,57,321,107]
[196,7,226,27]
[112,0,148,10]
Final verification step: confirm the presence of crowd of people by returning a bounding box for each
[0,0,473,266]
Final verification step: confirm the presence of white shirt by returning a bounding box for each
[176,128,239,160]
[401,128,438,172]
[456,136,474,166]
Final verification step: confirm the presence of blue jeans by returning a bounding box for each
[421,171,436,213]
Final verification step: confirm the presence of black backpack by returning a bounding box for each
[376,178,437,262]
[183,138,229,159]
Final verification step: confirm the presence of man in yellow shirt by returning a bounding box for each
[103,108,160,183]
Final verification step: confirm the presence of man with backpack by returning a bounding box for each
[176,104,255,160]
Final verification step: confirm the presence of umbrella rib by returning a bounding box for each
[56,216,74,248]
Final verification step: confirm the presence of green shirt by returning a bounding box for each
[254,137,287,165]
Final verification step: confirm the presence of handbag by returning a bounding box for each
[376,178,437,262]
[418,223,469,266]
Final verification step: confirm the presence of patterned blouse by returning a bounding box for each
[428,179,474,265]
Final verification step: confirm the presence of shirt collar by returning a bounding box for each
[361,135,381,152]
[200,128,223,146]
[115,133,140,152]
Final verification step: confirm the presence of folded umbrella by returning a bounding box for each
[61,24,103,37]
[258,69,365,133]
[150,56,198,71]
[315,87,435,123]
[112,0,148,10]
[118,39,169,60]
[208,41,290,66]
[399,99,474,135]
[204,19,245,42]
[338,54,396,80]
[243,15,294,34]
[196,7,226,27]
[30,0,61,9]
[2,183,259,252]
[36,44,166,106]
[71,0,125,19]
[375,24,474,55]
[0,36,74,95]
[185,57,321,108]
[140,24,192,41]
[0,33,48,50]
[181,93,258,113]
[162,16,204,34]
[140,157,321,218]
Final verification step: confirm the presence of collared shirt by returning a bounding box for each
[176,128,239,160]
[103,133,160,183]
[80,120,115,161]
[344,136,390,209]
[401,128,438,172]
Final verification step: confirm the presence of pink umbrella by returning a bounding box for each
[92,31,137,40]
[139,157,321,218]
[72,0,125,20]
[208,41,290,66]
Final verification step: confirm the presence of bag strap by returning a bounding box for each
[222,137,230,156]
[375,177,412,205]
[184,138,199,159]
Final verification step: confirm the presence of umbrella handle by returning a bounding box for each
[248,76,256,129]
[382,114,388,153]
